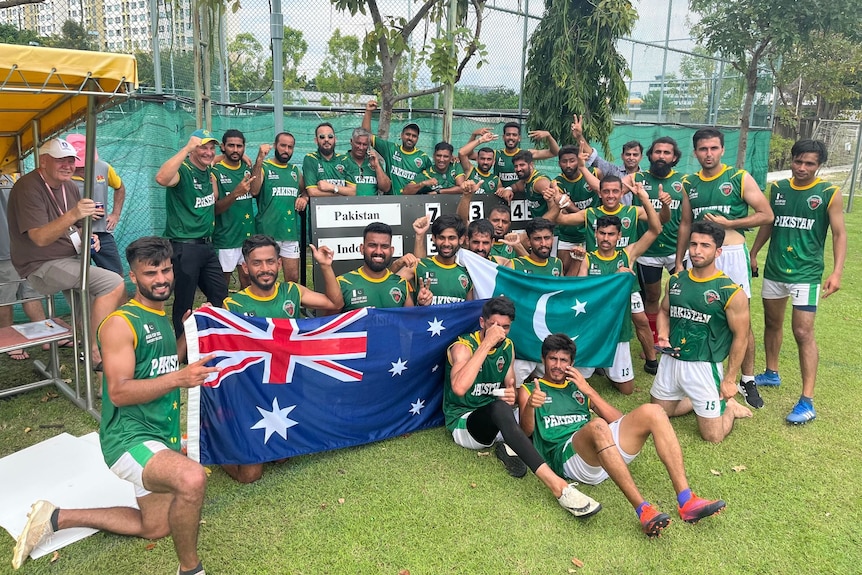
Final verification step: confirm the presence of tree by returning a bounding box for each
[773,33,862,135]
[331,0,487,137]
[227,33,270,94]
[677,48,744,125]
[523,0,637,151]
[315,29,364,104]
[45,19,96,51]
[281,26,308,89]
[690,0,860,166]
[0,22,43,45]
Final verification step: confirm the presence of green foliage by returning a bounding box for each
[0,23,42,45]
[134,50,199,93]
[523,0,637,151]
[44,20,96,51]
[413,86,520,109]
[677,47,745,124]
[315,29,364,103]
[224,27,307,97]
[768,133,795,171]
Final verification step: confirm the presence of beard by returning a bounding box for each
[364,253,390,273]
[650,159,672,178]
[249,271,277,291]
[138,281,174,302]
[274,150,292,164]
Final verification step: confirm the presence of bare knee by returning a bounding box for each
[697,423,727,444]
[612,379,634,395]
[176,464,207,500]
[584,418,612,445]
[792,324,815,346]
[223,464,263,484]
[634,402,668,423]
[139,523,171,540]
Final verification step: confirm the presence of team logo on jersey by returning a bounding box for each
[352,288,365,299]
[552,268,561,277]
[414,157,424,168]
[704,289,721,304]
[488,181,497,191]
[459,274,469,289]
[774,192,785,206]
[620,217,632,229]
[672,181,683,193]
[336,163,345,174]
[616,260,625,270]
[283,301,295,317]
[389,287,404,303]
[669,281,682,295]
[807,195,823,210]
[688,187,698,200]
[719,183,733,196]
[96,175,106,184]
[496,355,506,372]
[573,390,585,405]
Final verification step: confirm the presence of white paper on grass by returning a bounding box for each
[0,432,137,560]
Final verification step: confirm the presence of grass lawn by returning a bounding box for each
[0,207,860,574]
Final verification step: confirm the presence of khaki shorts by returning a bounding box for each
[27,257,123,298]
[0,260,41,304]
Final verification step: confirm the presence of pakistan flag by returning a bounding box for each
[458,249,631,366]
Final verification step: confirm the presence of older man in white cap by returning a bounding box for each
[7,137,126,369]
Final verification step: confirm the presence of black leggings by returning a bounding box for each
[466,400,546,473]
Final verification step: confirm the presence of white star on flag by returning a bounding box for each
[250,397,298,444]
[427,317,445,336]
[572,299,587,316]
[432,364,439,372]
[389,357,408,376]
[409,398,425,415]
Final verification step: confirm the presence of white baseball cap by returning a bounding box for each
[38,138,81,161]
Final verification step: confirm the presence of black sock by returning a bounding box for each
[50,508,60,532]
[179,563,204,575]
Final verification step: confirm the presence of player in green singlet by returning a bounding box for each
[651,221,754,443]
[552,144,600,275]
[512,218,563,277]
[750,139,847,424]
[346,127,391,195]
[13,237,217,574]
[337,222,413,311]
[403,142,465,195]
[362,100,432,194]
[302,122,357,197]
[466,122,560,193]
[213,129,256,289]
[444,297,601,517]
[518,334,725,538]
[458,131,502,197]
[413,214,473,305]
[512,150,555,220]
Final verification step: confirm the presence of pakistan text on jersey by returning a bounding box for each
[149,354,179,377]
[542,413,589,428]
[271,187,299,197]
[355,176,377,184]
[193,195,215,208]
[691,205,732,219]
[391,166,418,179]
[650,198,681,209]
[499,173,519,183]
[471,382,502,396]
[669,305,712,324]
[431,295,466,304]
[333,210,380,221]
[774,215,815,230]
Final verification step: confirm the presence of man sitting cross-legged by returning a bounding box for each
[519,333,726,538]
[444,296,601,518]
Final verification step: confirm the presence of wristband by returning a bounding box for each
[333,186,339,195]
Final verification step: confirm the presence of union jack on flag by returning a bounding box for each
[185,301,484,465]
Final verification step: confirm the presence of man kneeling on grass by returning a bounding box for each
[443,296,601,518]
[12,237,216,574]
[518,333,725,537]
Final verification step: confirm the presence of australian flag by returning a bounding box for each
[184,301,484,465]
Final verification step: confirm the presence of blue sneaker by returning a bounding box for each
[754,369,782,386]
[786,399,816,425]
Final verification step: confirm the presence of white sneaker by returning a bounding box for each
[557,484,601,518]
[12,500,56,569]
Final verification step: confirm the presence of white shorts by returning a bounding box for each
[277,240,300,259]
[557,240,585,251]
[514,359,544,388]
[686,243,750,297]
[761,278,821,308]
[637,254,675,272]
[576,342,632,383]
[561,417,639,485]
[630,292,644,314]
[451,412,502,449]
[650,355,725,418]
[218,248,245,272]
[109,440,170,498]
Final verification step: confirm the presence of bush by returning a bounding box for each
[769,133,795,171]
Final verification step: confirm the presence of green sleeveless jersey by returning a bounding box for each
[555,171,599,243]
[98,299,181,467]
[443,331,514,432]
[684,165,750,223]
[667,269,742,363]
[349,155,381,196]
[466,166,500,195]
[512,255,563,276]
[212,161,255,249]
[524,170,551,219]
[493,147,521,186]
[337,268,411,311]
[224,281,302,318]
[414,163,465,194]
[255,160,302,242]
[371,136,431,195]
[302,151,357,191]
[584,204,639,252]
[584,249,635,342]
[764,178,839,283]
[415,256,472,304]
[523,378,592,478]
[490,241,515,260]
[633,169,684,257]
[164,160,215,240]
